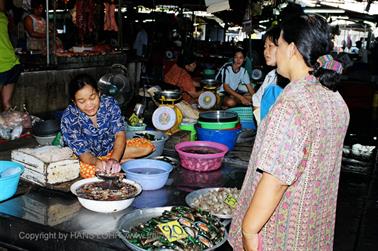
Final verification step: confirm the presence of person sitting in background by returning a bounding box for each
[164,54,201,104]
[252,26,289,124]
[216,48,255,107]
[0,0,22,111]
[61,74,154,178]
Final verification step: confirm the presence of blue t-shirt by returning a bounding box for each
[61,95,125,157]
[260,84,283,120]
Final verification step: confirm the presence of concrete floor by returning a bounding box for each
[0,108,377,251]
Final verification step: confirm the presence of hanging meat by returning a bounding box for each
[75,0,95,44]
[104,1,118,32]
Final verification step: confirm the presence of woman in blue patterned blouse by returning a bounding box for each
[61,74,154,178]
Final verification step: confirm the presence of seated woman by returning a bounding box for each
[164,54,201,104]
[61,74,154,178]
[216,48,255,107]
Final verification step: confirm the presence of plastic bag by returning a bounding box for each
[0,110,32,140]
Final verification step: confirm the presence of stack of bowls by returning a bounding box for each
[32,119,60,145]
[196,111,241,151]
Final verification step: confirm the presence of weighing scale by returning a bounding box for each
[152,90,183,135]
[198,79,222,110]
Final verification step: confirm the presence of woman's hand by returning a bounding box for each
[104,159,121,174]
[241,96,252,105]
[242,232,259,251]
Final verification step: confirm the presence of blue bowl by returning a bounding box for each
[0,161,24,202]
[121,159,173,190]
[196,126,241,151]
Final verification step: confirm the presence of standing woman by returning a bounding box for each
[252,25,289,124]
[0,0,22,111]
[229,15,349,251]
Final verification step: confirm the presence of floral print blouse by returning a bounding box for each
[229,75,349,251]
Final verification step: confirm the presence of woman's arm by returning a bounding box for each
[224,83,251,105]
[24,16,45,38]
[242,172,288,248]
[246,83,255,96]
[111,131,126,161]
[79,152,105,172]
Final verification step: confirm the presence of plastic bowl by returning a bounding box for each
[121,159,173,190]
[126,123,147,132]
[34,134,56,145]
[126,130,169,158]
[70,177,142,213]
[0,161,24,202]
[197,120,239,130]
[175,141,228,172]
[196,126,241,151]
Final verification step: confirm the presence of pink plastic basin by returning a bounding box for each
[175,141,228,172]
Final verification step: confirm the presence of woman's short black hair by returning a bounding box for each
[263,25,281,46]
[31,0,44,9]
[281,14,340,91]
[233,47,246,58]
[68,74,98,101]
[177,53,196,68]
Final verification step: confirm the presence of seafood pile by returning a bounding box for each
[76,181,138,201]
[123,206,225,250]
[190,188,240,216]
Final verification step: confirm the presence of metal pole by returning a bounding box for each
[118,0,123,49]
[45,0,50,65]
[53,0,57,64]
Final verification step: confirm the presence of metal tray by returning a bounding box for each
[117,206,228,251]
[185,188,235,219]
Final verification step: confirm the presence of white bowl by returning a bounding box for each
[34,135,56,145]
[70,177,142,213]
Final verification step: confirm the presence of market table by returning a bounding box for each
[0,164,247,251]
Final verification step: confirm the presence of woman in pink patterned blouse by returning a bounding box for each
[228,15,349,251]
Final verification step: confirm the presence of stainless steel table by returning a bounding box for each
[0,165,246,251]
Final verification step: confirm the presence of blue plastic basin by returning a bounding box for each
[121,159,173,190]
[0,161,24,202]
[196,126,241,151]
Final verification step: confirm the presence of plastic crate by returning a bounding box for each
[226,107,254,121]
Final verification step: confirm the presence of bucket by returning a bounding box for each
[179,122,197,141]
[196,125,241,151]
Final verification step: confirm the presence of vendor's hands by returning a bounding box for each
[242,232,259,251]
[95,159,121,174]
[104,159,121,174]
[240,96,252,106]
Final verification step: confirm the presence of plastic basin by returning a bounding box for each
[0,161,24,202]
[197,120,239,130]
[121,159,173,190]
[175,141,228,172]
[196,126,241,151]
[70,177,142,213]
